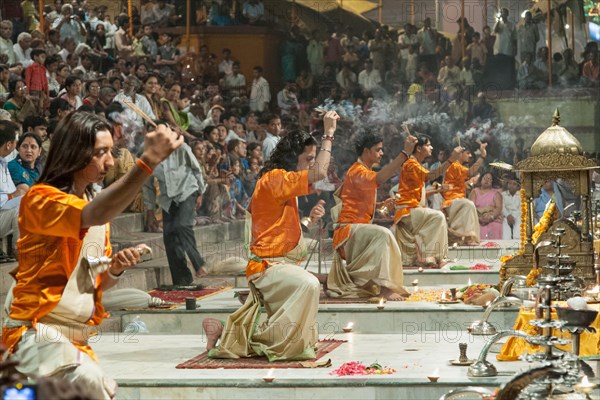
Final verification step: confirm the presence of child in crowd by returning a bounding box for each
[228,158,248,218]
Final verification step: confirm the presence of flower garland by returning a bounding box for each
[524,201,557,286]
[531,201,557,245]
[519,186,527,253]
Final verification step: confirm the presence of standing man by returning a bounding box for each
[490,8,517,89]
[143,143,207,286]
[249,65,271,113]
[261,113,282,161]
[327,131,417,300]
[417,18,439,75]
[518,12,539,63]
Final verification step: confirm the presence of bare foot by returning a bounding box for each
[202,318,223,350]
[195,267,208,278]
[380,288,406,301]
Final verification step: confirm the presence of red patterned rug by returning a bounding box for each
[148,287,231,304]
[176,339,346,369]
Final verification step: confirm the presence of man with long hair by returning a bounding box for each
[327,131,417,300]
[203,111,339,361]
[393,135,460,268]
[2,112,182,399]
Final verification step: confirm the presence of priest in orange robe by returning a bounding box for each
[2,113,182,399]
[327,131,417,300]
[442,142,487,245]
[393,135,460,268]
[204,111,339,361]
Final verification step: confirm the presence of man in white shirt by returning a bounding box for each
[490,7,517,89]
[0,20,16,66]
[13,33,33,68]
[0,121,26,256]
[501,175,521,240]
[113,76,156,153]
[224,61,246,98]
[276,81,299,117]
[357,59,382,95]
[51,4,87,45]
[249,65,271,113]
[261,114,281,161]
[218,48,234,77]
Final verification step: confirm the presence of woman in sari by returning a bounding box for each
[469,170,503,239]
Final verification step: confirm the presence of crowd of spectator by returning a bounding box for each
[0,0,597,241]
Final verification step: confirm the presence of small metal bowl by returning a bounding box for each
[236,290,250,305]
[556,307,598,327]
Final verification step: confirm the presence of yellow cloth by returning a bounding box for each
[394,158,428,223]
[497,305,600,360]
[3,184,112,359]
[442,161,468,208]
[332,161,378,250]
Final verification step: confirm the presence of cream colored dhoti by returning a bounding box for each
[207,264,320,361]
[393,207,448,265]
[327,224,405,298]
[446,198,480,244]
[3,225,116,400]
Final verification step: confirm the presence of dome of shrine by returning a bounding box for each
[530,109,582,157]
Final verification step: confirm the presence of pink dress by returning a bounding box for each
[473,188,503,239]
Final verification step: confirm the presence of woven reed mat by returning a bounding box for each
[148,287,232,304]
[176,339,345,369]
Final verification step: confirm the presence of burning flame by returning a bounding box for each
[468,278,472,286]
[345,322,354,329]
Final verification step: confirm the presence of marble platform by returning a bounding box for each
[107,287,520,335]
[96,333,600,400]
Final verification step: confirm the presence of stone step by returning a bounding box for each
[110,220,245,260]
[108,288,519,334]
[447,240,520,263]
[110,212,145,237]
[95,333,540,400]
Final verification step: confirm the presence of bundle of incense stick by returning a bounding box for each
[122,99,157,127]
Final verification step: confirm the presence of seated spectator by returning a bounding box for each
[82,80,101,108]
[557,48,580,86]
[0,65,9,102]
[468,171,503,240]
[13,32,33,68]
[336,63,357,92]
[60,76,83,108]
[3,78,39,124]
[582,49,599,86]
[243,155,260,197]
[142,0,178,27]
[161,82,195,141]
[48,97,73,120]
[114,75,156,130]
[22,115,48,160]
[209,0,236,26]
[223,61,246,98]
[0,121,26,257]
[242,0,265,25]
[471,92,496,121]
[51,4,87,45]
[277,81,299,117]
[357,59,383,96]
[8,132,42,192]
[228,158,249,218]
[517,53,545,89]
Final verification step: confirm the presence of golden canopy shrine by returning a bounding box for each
[499,109,599,286]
